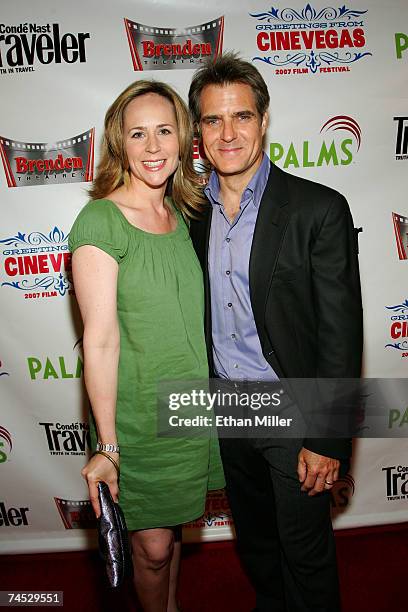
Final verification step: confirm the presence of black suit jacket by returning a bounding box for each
[190,161,363,460]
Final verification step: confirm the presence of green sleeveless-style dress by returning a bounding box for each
[68,198,224,530]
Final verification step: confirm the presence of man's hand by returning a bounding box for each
[297,447,340,496]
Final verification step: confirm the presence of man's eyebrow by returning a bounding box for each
[201,110,256,121]
[232,110,256,117]
[201,114,221,121]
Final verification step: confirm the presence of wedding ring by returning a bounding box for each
[325,480,334,485]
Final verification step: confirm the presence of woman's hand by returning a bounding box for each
[81,453,120,518]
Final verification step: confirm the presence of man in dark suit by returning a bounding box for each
[188,52,363,612]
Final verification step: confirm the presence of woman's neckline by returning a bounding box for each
[101,197,180,237]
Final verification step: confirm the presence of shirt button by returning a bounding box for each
[233,363,239,369]
[231,334,236,339]
[226,270,231,275]
[226,238,231,243]
[227,302,232,308]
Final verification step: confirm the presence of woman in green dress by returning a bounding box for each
[68,80,224,611]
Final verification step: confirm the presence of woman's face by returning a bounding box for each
[123,93,180,191]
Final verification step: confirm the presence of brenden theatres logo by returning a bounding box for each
[27,339,83,381]
[385,299,408,357]
[392,212,408,260]
[382,465,408,501]
[0,23,90,75]
[192,137,210,175]
[40,421,90,456]
[394,117,408,160]
[250,4,371,75]
[124,16,224,70]
[270,115,361,168]
[0,426,12,464]
[0,129,94,187]
[0,226,73,299]
[54,497,95,529]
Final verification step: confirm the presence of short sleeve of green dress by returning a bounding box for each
[69,199,224,530]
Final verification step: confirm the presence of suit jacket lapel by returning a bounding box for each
[190,205,213,365]
[249,162,291,334]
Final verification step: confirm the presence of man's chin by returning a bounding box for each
[216,166,250,178]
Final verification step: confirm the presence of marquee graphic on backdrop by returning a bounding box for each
[393,212,408,260]
[54,497,95,529]
[192,137,210,175]
[124,16,224,71]
[250,3,372,74]
[0,129,94,187]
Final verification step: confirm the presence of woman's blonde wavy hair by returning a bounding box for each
[89,80,205,216]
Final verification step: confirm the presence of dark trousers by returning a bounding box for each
[219,437,341,612]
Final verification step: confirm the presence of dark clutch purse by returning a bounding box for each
[97,481,133,588]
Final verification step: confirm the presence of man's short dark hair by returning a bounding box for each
[188,51,270,125]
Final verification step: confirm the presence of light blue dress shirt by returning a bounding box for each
[205,154,279,381]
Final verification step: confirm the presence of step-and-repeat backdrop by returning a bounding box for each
[1,0,407,553]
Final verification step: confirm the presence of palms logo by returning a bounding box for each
[0,359,9,378]
[270,114,362,168]
[320,115,362,151]
[0,426,12,463]
[331,473,355,510]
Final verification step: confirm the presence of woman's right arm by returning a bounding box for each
[72,244,120,517]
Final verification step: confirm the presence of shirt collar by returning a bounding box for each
[204,153,270,210]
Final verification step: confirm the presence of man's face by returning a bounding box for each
[199,82,267,179]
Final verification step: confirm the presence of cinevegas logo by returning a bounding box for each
[124,16,224,71]
[385,299,408,358]
[0,23,90,74]
[0,128,94,188]
[186,490,233,529]
[270,115,361,168]
[0,226,72,300]
[250,4,372,75]
[392,212,408,260]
